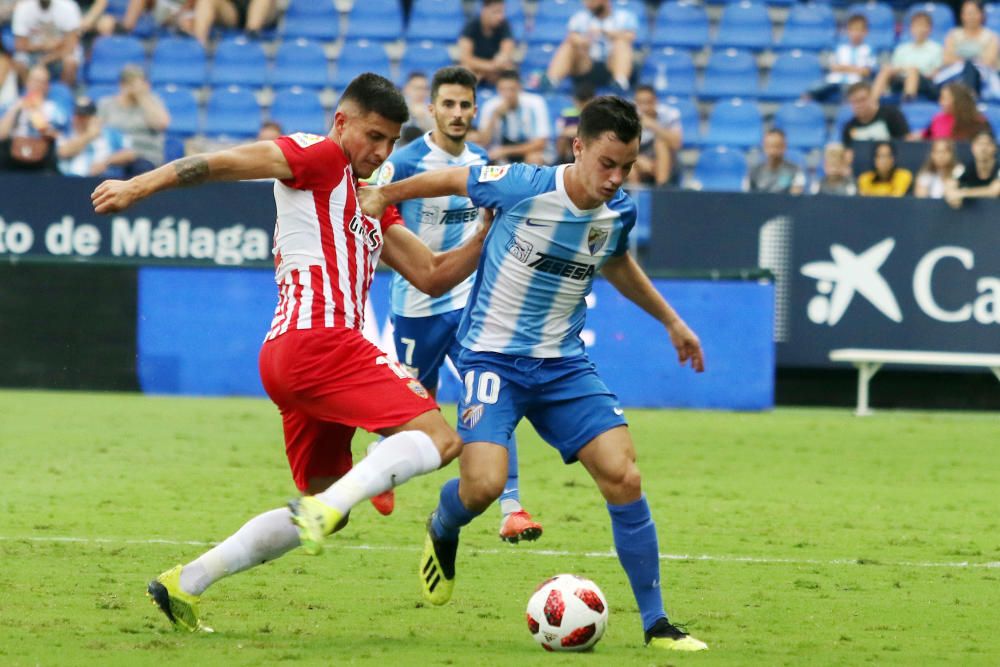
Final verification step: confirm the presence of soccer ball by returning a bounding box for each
[525,574,609,652]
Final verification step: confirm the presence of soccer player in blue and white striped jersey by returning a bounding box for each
[360,96,708,652]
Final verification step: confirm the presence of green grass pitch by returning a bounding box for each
[1,389,998,666]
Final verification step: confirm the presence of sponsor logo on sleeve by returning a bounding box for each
[478,165,510,182]
[506,234,534,263]
[407,379,430,399]
[289,132,326,148]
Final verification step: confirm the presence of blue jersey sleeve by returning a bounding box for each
[610,191,637,256]
[466,163,550,210]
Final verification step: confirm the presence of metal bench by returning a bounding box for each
[829,348,1000,416]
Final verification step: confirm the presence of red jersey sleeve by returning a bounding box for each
[275,133,348,191]
[380,204,404,232]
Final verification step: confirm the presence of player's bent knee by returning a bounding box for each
[430,429,463,465]
[460,476,505,511]
[599,464,643,504]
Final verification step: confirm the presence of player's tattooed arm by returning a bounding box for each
[174,156,210,186]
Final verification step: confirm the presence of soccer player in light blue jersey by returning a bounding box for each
[369,67,543,543]
[360,97,708,651]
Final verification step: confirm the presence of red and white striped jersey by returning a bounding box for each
[265,133,402,340]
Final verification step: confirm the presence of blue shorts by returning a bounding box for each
[391,310,465,389]
[455,350,627,464]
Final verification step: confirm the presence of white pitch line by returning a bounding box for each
[2,535,998,570]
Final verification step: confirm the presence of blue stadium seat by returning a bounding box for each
[701,98,763,149]
[270,87,327,135]
[762,50,823,100]
[399,41,455,83]
[527,0,580,43]
[640,48,696,96]
[332,40,392,89]
[271,39,329,89]
[982,104,1000,131]
[203,86,262,138]
[210,38,268,88]
[778,3,836,51]
[47,82,74,119]
[346,0,404,42]
[713,1,773,51]
[1,26,13,54]
[522,42,559,86]
[87,36,146,85]
[281,0,339,41]
[832,104,854,140]
[904,3,954,43]
[901,100,938,132]
[698,49,760,99]
[156,85,200,136]
[407,0,465,41]
[85,83,119,102]
[150,37,207,88]
[845,2,895,52]
[664,95,699,138]
[648,2,709,50]
[693,146,748,191]
[774,100,827,150]
[987,3,1000,34]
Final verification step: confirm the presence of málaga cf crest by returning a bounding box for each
[587,227,609,255]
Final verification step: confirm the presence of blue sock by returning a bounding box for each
[608,495,666,632]
[498,434,522,515]
[431,478,481,541]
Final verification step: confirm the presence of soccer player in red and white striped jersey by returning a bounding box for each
[92,73,484,632]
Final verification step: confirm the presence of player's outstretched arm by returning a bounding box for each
[359,166,471,219]
[601,253,705,373]
[91,141,294,214]
[380,220,487,298]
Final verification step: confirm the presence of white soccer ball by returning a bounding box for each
[525,574,609,652]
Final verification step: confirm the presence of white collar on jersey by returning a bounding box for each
[422,131,473,161]
[556,164,610,217]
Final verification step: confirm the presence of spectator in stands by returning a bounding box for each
[842,81,910,149]
[944,129,1000,207]
[554,81,595,163]
[745,129,805,194]
[915,138,962,198]
[98,64,170,175]
[119,0,195,37]
[191,0,277,45]
[871,11,943,102]
[936,0,999,98]
[476,69,550,165]
[857,141,913,196]
[457,0,515,88]
[918,82,992,140]
[400,71,435,135]
[807,14,875,103]
[11,0,82,85]
[57,96,136,177]
[811,142,857,195]
[0,64,66,171]
[257,120,281,141]
[545,0,638,93]
[631,84,681,186]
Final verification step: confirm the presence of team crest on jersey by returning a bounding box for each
[587,227,609,255]
[478,165,510,182]
[289,132,325,148]
[348,212,383,251]
[460,403,484,428]
[407,380,430,399]
[505,234,533,263]
[375,161,394,186]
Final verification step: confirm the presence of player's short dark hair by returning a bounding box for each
[482,0,504,6]
[577,96,641,144]
[634,83,656,96]
[846,13,868,27]
[431,66,479,102]
[910,10,932,25]
[766,127,786,140]
[846,80,873,98]
[497,69,521,84]
[971,128,996,145]
[340,72,409,124]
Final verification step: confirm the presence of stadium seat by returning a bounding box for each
[640,48,696,96]
[271,39,330,89]
[203,86,262,138]
[845,2,895,52]
[345,0,404,42]
[281,0,339,41]
[157,85,200,136]
[774,100,827,150]
[332,40,392,89]
[777,3,836,52]
[150,37,207,88]
[904,3,954,43]
[522,42,559,87]
[528,0,580,43]
[407,0,465,41]
[665,95,699,138]
[85,83,119,102]
[210,38,268,88]
[982,104,1000,131]
[713,1,773,51]
[701,98,763,149]
[698,49,760,99]
[1,26,13,54]
[648,2,709,50]
[399,41,454,83]
[270,87,327,135]
[762,50,823,100]
[901,100,938,132]
[47,81,74,119]
[693,146,747,191]
[832,104,854,140]
[87,36,146,85]
[987,3,1000,34]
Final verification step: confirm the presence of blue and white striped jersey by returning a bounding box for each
[458,163,635,358]
[378,132,488,317]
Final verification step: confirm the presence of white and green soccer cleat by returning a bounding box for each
[645,618,709,652]
[147,565,210,633]
[288,496,343,556]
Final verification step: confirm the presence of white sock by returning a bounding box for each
[179,508,300,596]
[315,430,441,514]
